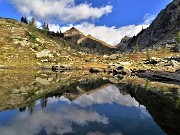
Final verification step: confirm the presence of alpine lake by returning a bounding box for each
[0,69,179,135]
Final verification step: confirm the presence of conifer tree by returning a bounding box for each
[135,44,140,53]
[21,17,25,23]
[43,22,49,31]
[29,17,36,28]
[24,17,28,24]
[21,17,28,24]
[146,48,151,61]
[59,30,64,38]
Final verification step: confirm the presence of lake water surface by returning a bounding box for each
[0,70,179,135]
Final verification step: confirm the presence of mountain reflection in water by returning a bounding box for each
[0,70,179,135]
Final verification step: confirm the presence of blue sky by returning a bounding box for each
[0,0,172,45]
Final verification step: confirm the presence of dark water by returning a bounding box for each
[0,70,179,135]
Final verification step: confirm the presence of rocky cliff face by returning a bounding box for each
[122,0,180,51]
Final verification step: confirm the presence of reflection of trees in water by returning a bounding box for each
[41,98,48,109]
[28,100,36,114]
[19,106,26,112]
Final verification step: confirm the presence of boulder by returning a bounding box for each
[170,60,180,67]
[89,68,104,73]
[112,67,131,75]
[107,54,119,60]
[109,78,119,84]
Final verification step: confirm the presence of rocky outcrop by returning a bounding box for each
[89,68,104,73]
[122,0,180,50]
[136,70,180,84]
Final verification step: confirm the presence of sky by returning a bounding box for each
[0,0,172,46]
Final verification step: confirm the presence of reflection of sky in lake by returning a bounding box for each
[0,85,165,135]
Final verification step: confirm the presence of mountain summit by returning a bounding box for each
[120,0,180,51]
[64,27,114,54]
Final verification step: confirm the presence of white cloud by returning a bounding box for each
[0,105,108,135]
[143,13,156,25]
[50,16,153,46]
[11,0,155,46]
[11,0,112,23]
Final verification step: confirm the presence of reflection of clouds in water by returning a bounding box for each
[0,85,152,135]
[73,85,139,107]
[0,105,108,135]
[48,96,71,104]
[36,96,71,105]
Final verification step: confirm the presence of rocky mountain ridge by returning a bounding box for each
[118,0,180,51]
[64,27,114,54]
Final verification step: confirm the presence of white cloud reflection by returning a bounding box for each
[0,105,108,135]
[0,85,151,135]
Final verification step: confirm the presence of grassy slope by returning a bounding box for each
[0,18,179,72]
[0,18,109,69]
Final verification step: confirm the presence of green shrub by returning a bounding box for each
[146,49,151,61]
[173,44,180,52]
[134,44,140,53]
[32,46,39,51]
[29,17,37,28]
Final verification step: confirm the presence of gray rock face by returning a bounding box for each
[125,0,180,50]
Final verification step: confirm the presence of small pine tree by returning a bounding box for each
[21,17,28,24]
[146,48,151,61]
[56,31,60,35]
[29,17,36,28]
[135,44,140,53]
[21,17,25,23]
[60,30,64,38]
[43,22,49,31]
[24,17,28,24]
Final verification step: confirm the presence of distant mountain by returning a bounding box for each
[64,27,114,54]
[64,27,86,44]
[119,0,180,51]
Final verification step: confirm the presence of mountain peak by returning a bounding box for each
[64,27,85,36]
[70,27,79,31]
[125,0,180,50]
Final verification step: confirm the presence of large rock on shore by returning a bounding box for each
[89,68,104,73]
[137,70,180,84]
